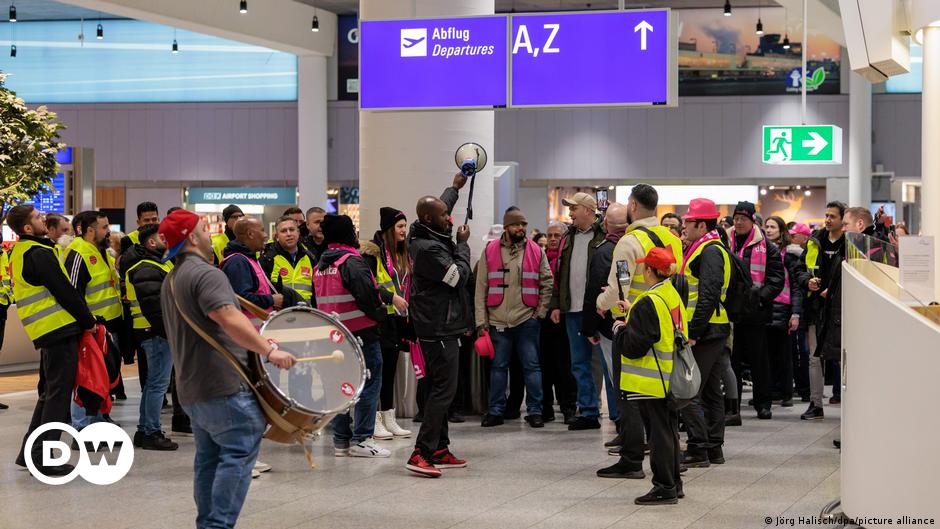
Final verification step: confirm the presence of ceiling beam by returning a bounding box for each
[57,0,336,56]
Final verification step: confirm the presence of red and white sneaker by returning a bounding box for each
[406,451,442,478]
[431,448,467,469]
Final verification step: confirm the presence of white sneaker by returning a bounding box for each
[349,440,391,458]
[251,469,261,479]
[253,460,272,473]
[373,412,394,440]
[335,446,350,457]
[382,409,412,438]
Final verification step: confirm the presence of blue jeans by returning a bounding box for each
[565,312,600,418]
[138,336,173,435]
[596,338,620,422]
[487,318,543,417]
[332,339,382,446]
[71,400,105,429]
[183,389,266,529]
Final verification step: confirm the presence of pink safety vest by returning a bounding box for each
[221,252,275,329]
[732,231,792,306]
[314,249,378,332]
[485,238,542,308]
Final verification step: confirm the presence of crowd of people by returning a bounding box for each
[0,176,894,526]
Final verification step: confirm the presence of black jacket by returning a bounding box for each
[360,233,413,350]
[221,240,275,309]
[687,242,731,343]
[582,235,618,341]
[613,295,660,361]
[316,247,387,344]
[18,235,95,347]
[407,186,473,339]
[730,229,786,326]
[768,247,806,331]
[814,234,845,360]
[550,215,606,313]
[122,244,169,340]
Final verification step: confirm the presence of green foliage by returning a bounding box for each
[0,72,67,216]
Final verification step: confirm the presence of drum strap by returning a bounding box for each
[169,273,317,470]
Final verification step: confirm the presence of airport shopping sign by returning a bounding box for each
[188,187,297,205]
[359,9,676,110]
[762,125,843,165]
[359,16,509,109]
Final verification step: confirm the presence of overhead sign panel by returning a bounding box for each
[188,187,297,205]
[359,16,508,110]
[510,10,677,107]
[762,125,843,165]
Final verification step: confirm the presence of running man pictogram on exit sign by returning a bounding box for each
[763,125,843,165]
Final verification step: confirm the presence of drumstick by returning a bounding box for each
[294,350,345,363]
[236,295,270,321]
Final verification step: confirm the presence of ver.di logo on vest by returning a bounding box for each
[25,422,134,485]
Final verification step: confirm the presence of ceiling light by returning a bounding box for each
[756,18,763,35]
[760,188,767,196]
[723,0,731,16]
[311,14,319,32]
[769,185,775,190]
[804,190,812,196]
[239,0,247,14]
[10,44,15,57]
[783,35,790,49]
[96,23,103,39]
[9,4,15,23]
[171,39,179,54]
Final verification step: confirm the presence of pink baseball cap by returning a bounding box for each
[789,223,811,237]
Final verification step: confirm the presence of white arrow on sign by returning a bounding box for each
[634,20,653,51]
[802,132,828,155]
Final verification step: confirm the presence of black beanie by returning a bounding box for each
[321,214,358,247]
[380,207,406,232]
[222,204,243,222]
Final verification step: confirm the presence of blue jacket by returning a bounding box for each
[221,240,274,309]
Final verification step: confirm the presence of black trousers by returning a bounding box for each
[791,329,810,398]
[414,338,460,457]
[416,337,472,416]
[732,323,772,411]
[379,346,400,411]
[538,317,577,416]
[618,397,648,471]
[681,338,728,453]
[767,327,794,401]
[639,398,682,492]
[16,335,80,466]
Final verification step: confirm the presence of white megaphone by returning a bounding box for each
[454,143,488,223]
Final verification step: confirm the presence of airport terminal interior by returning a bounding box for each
[1,1,938,528]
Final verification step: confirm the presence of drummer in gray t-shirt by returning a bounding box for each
[158,209,295,529]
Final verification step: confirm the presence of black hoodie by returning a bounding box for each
[122,243,170,340]
[316,246,387,344]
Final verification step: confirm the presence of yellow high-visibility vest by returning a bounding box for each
[211,232,230,264]
[684,239,731,325]
[10,240,77,341]
[0,249,11,306]
[620,280,687,398]
[65,237,123,321]
[267,252,315,303]
[127,230,140,245]
[374,256,404,315]
[613,225,685,317]
[125,258,173,330]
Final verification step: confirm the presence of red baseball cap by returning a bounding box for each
[683,198,720,221]
[637,247,677,274]
[158,209,200,261]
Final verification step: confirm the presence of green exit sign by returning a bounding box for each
[762,125,843,165]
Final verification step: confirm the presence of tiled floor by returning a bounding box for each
[0,382,841,529]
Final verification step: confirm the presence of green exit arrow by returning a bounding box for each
[762,125,843,165]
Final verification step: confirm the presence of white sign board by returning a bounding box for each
[899,236,935,303]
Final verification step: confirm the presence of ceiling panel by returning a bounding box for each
[294,0,779,16]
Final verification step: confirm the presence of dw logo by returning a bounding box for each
[25,422,134,485]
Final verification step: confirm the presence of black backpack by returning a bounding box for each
[635,227,689,307]
[722,245,754,323]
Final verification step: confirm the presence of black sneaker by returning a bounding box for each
[0,402,9,410]
[800,404,824,420]
[757,408,773,420]
[524,415,544,428]
[140,432,179,451]
[102,414,122,427]
[448,412,466,423]
[681,450,710,468]
[561,409,576,425]
[708,446,725,465]
[780,399,794,408]
[481,414,504,427]
[635,487,678,505]
[567,416,601,431]
[724,413,742,427]
[833,439,841,449]
[597,462,645,479]
[133,431,144,447]
[171,420,193,437]
[604,433,624,447]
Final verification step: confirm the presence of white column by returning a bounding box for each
[922,25,940,300]
[359,0,495,257]
[298,55,329,208]
[848,72,872,208]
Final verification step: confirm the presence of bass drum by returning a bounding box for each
[251,306,366,442]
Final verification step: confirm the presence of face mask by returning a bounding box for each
[57,234,74,248]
